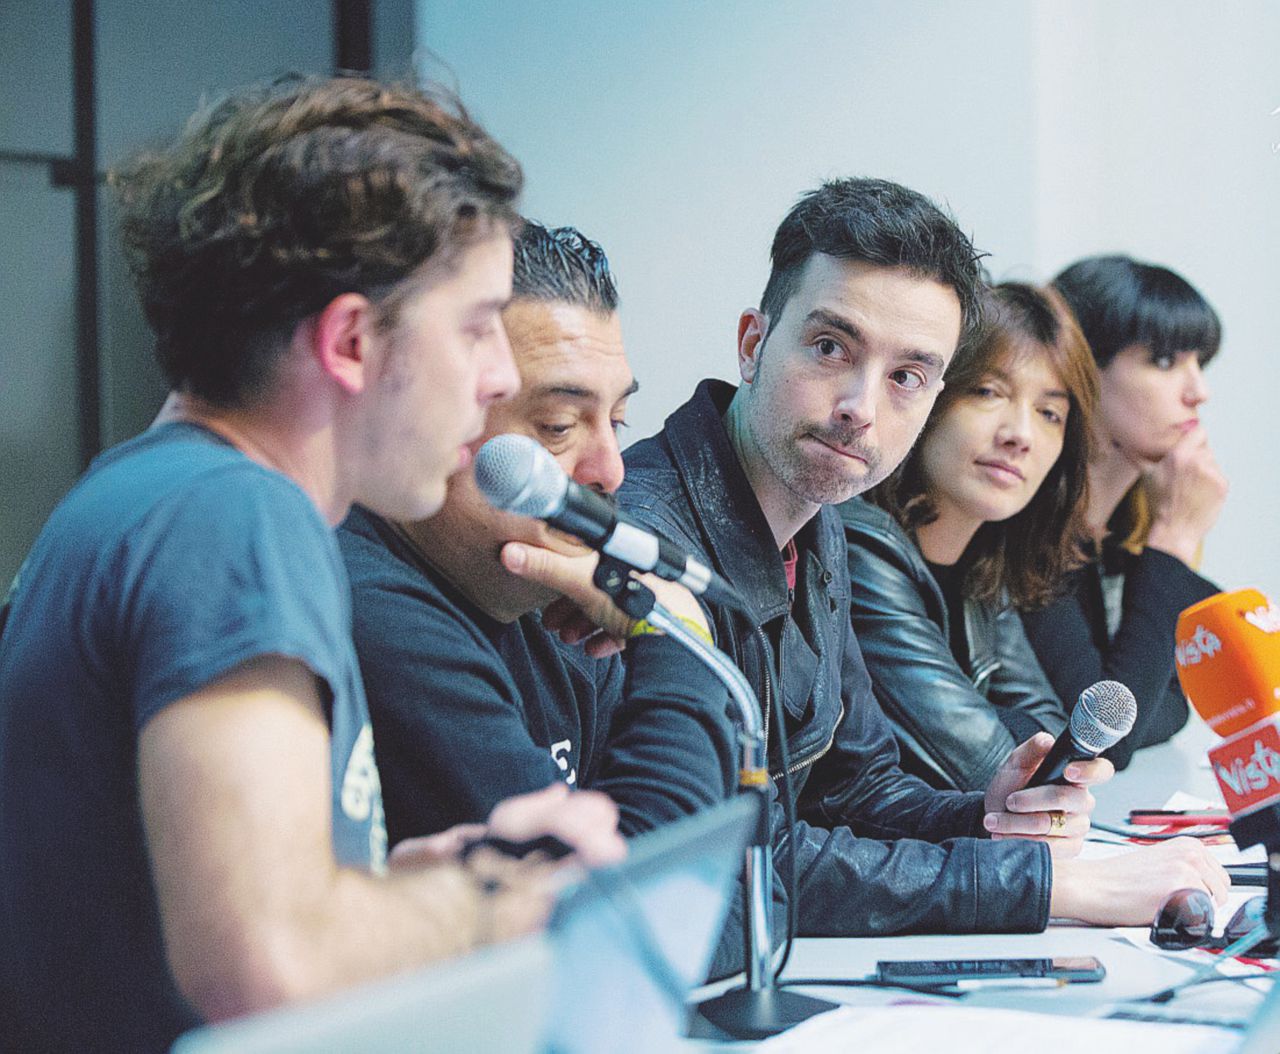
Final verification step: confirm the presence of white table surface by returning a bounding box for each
[682,715,1276,1050]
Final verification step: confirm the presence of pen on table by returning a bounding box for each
[953,978,1065,991]
[1127,812,1230,828]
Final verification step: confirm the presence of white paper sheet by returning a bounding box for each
[755,1003,1239,1053]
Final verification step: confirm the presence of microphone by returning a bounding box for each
[474,433,735,604]
[1179,590,1280,950]
[1025,680,1137,787]
[1176,588,1280,739]
[1176,589,1280,822]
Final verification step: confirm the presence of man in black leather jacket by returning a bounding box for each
[618,178,1228,936]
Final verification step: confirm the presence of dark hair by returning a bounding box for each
[868,282,1099,610]
[113,75,523,406]
[1052,255,1221,369]
[511,221,618,313]
[760,177,986,351]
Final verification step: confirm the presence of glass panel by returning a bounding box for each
[0,162,81,588]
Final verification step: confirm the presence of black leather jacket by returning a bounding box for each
[619,380,1051,940]
[839,498,1068,793]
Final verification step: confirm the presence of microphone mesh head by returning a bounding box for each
[473,433,565,517]
[1071,680,1138,753]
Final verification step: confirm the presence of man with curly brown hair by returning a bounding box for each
[0,76,623,1053]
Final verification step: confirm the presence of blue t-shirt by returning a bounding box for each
[0,422,386,1053]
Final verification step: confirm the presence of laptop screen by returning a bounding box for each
[545,796,758,1053]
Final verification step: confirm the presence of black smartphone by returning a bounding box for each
[875,955,1106,988]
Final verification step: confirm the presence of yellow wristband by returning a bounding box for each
[628,615,713,647]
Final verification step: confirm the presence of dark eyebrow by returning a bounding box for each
[806,308,946,374]
[804,309,863,345]
[530,379,640,402]
[902,349,947,374]
[988,365,1070,401]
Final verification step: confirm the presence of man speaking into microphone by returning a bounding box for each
[339,222,736,849]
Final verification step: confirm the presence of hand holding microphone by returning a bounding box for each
[1006,720,1230,925]
[983,681,1135,857]
[1025,680,1137,788]
[989,674,1229,925]
[980,679,1228,928]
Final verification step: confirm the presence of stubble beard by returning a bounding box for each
[735,377,884,511]
[777,423,884,507]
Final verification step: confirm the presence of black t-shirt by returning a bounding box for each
[925,559,970,674]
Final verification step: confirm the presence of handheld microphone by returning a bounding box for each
[1176,588,1280,739]
[1176,589,1280,823]
[474,433,736,605]
[1025,680,1137,787]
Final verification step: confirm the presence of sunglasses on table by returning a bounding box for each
[1150,888,1279,957]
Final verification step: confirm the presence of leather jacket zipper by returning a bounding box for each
[778,703,843,778]
[760,587,797,752]
[755,595,841,781]
[754,624,774,762]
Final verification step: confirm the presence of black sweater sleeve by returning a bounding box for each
[341,520,735,845]
[1021,547,1218,768]
[588,634,737,836]
[347,553,565,845]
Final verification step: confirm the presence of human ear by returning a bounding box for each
[309,293,376,395]
[737,309,768,384]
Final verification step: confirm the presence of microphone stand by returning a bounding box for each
[1224,807,1280,946]
[592,558,836,1040]
[1147,804,1280,1008]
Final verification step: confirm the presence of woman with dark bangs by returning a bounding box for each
[840,282,1098,792]
[1020,256,1227,770]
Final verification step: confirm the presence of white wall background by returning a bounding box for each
[419,0,1280,598]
